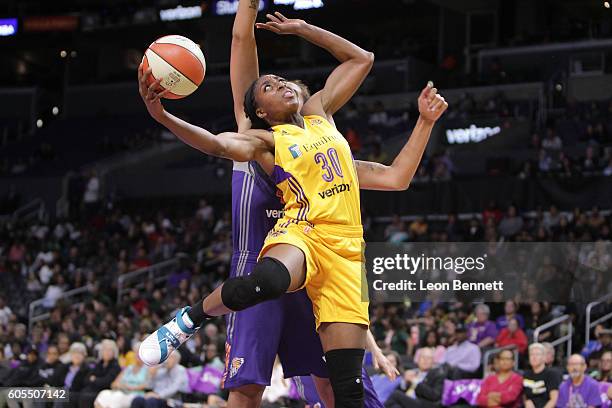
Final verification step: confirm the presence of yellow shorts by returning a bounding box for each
[260,221,370,330]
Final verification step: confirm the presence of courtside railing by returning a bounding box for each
[534,314,573,359]
[28,284,93,332]
[11,198,46,223]
[585,293,612,346]
[116,258,179,302]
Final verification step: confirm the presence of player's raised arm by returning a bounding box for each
[355,83,448,191]
[231,0,260,132]
[138,64,271,163]
[256,12,374,118]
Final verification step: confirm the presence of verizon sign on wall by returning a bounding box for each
[446,124,502,144]
[439,119,529,151]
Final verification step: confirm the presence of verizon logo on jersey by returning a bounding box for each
[318,183,351,199]
[266,209,284,218]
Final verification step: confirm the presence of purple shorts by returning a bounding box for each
[222,263,328,389]
[292,368,384,408]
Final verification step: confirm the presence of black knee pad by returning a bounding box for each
[221,257,291,311]
[325,348,365,408]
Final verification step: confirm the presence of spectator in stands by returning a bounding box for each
[499,205,524,239]
[384,348,446,408]
[0,298,13,328]
[496,318,528,355]
[385,317,410,356]
[538,150,553,173]
[582,325,611,359]
[409,218,428,241]
[52,343,91,408]
[195,199,214,226]
[369,101,389,126]
[83,170,100,217]
[345,126,362,154]
[542,342,565,381]
[496,301,525,330]
[467,304,498,350]
[581,145,599,172]
[130,351,189,408]
[0,348,10,386]
[483,201,503,225]
[441,323,481,377]
[589,350,612,383]
[523,343,561,408]
[477,349,523,408]
[556,354,602,408]
[3,348,41,387]
[202,343,224,372]
[543,206,561,231]
[466,217,484,241]
[414,330,446,366]
[603,158,612,176]
[130,247,151,271]
[57,334,72,364]
[75,339,121,408]
[385,215,404,241]
[34,344,63,387]
[541,129,563,154]
[95,342,150,408]
[525,302,552,341]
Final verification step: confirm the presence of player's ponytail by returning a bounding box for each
[244,78,270,130]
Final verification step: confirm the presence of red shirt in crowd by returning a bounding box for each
[476,372,523,408]
[495,328,528,354]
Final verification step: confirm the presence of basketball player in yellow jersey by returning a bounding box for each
[139,12,447,407]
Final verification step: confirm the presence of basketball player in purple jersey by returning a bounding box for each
[222,1,394,406]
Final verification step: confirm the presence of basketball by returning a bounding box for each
[142,35,206,100]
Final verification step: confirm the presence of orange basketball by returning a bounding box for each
[142,35,206,99]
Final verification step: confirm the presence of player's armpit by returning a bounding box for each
[215,131,269,162]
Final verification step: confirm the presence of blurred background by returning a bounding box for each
[0,0,610,407]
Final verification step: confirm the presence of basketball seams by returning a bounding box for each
[154,36,206,69]
[149,43,204,85]
[144,50,196,98]
[146,47,198,89]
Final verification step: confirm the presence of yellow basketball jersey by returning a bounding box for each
[270,115,362,228]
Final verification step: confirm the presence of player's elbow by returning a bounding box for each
[388,177,410,191]
[360,51,375,66]
[231,29,254,43]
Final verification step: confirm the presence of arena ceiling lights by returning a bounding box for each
[0,18,18,36]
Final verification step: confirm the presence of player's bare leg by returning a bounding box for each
[313,374,335,407]
[140,244,306,365]
[226,384,265,408]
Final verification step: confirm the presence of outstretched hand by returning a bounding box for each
[372,350,400,381]
[418,81,448,123]
[138,62,170,121]
[255,12,305,35]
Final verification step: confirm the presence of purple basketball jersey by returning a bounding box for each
[230,160,282,274]
[223,161,328,389]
